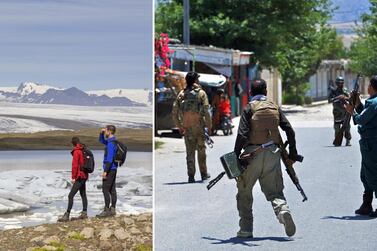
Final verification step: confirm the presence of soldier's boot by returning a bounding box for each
[96,207,112,218]
[355,192,373,215]
[77,211,88,220]
[237,230,253,238]
[57,212,70,222]
[188,176,195,183]
[278,211,296,237]
[346,139,351,146]
[369,209,377,218]
[201,172,211,181]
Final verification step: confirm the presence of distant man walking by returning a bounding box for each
[58,137,88,222]
[345,76,377,217]
[234,79,299,238]
[172,71,212,183]
[97,125,118,217]
[329,76,351,146]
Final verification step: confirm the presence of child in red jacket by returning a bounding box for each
[58,137,88,222]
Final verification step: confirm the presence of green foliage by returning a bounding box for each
[32,241,65,251]
[156,0,345,101]
[155,140,164,149]
[155,1,183,39]
[282,82,311,105]
[135,243,153,251]
[68,231,86,241]
[349,1,377,77]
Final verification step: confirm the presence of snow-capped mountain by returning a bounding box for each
[0,82,150,107]
[88,89,153,105]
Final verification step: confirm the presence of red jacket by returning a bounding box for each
[71,144,88,180]
[219,99,231,116]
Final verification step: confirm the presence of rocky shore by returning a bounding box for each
[0,213,152,251]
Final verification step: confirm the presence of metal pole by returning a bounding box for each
[183,0,190,71]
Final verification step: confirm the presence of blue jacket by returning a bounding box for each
[99,133,118,172]
[353,95,377,139]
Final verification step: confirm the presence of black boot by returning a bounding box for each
[188,176,195,183]
[355,191,373,215]
[369,209,377,218]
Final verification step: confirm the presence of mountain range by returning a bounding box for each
[0,82,152,107]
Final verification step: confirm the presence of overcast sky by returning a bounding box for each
[0,0,152,90]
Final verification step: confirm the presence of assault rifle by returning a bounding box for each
[204,128,214,148]
[333,74,361,146]
[280,141,307,202]
[207,141,274,190]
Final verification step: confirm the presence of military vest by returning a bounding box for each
[248,100,281,145]
[180,88,201,113]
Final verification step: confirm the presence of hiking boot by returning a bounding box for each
[279,211,296,237]
[110,207,116,216]
[201,173,211,181]
[237,230,253,238]
[77,211,88,220]
[188,176,195,183]
[346,140,351,146]
[355,192,373,215]
[57,212,70,222]
[96,208,112,218]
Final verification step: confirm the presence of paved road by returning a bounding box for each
[155,116,377,251]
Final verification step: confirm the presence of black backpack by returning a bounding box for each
[81,147,95,173]
[113,140,127,167]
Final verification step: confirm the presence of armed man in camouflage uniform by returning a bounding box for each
[234,79,299,238]
[172,72,212,183]
[328,76,351,146]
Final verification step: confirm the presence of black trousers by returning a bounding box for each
[67,178,87,212]
[103,169,117,208]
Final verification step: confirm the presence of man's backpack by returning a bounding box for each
[81,147,95,173]
[113,140,127,167]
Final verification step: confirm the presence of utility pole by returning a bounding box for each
[183,0,190,71]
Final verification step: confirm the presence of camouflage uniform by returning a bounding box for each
[328,87,351,141]
[172,83,212,178]
[234,95,297,237]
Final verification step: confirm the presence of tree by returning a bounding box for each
[349,0,377,77]
[156,0,345,104]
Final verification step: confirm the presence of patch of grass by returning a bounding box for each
[50,241,65,251]
[32,241,65,251]
[135,244,152,251]
[155,140,164,149]
[68,231,86,241]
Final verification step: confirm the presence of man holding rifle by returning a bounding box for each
[234,79,300,238]
[345,76,377,217]
[172,71,212,183]
[328,76,352,146]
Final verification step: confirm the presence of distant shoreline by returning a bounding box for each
[0,128,152,151]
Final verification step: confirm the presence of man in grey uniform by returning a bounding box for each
[234,79,299,238]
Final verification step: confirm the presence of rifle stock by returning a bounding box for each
[333,74,361,146]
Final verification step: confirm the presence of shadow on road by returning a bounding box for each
[202,236,292,247]
[202,236,258,247]
[163,181,204,185]
[322,215,374,221]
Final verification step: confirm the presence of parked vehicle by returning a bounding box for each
[155,69,226,134]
